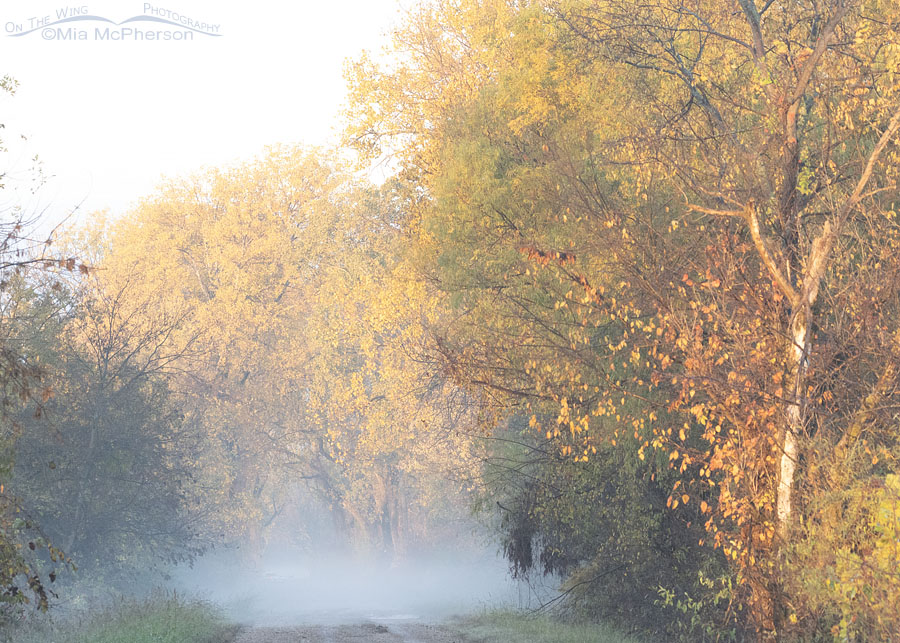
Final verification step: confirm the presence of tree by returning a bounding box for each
[347,1,738,634]
[12,263,206,582]
[0,75,81,616]
[347,0,900,636]
[549,0,900,634]
[100,147,482,560]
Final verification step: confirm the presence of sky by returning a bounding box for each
[0,0,404,225]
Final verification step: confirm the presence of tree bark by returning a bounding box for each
[777,308,808,540]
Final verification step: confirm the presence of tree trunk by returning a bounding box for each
[777,309,809,541]
[66,406,100,554]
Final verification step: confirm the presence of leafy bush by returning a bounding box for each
[793,473,900,640]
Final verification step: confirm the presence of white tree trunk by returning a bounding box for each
[777,315,808,538]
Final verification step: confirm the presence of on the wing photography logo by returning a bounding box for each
[5,4,221,41]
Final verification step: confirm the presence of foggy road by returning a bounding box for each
[232,621,473,643]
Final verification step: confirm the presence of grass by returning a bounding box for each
[456,608,644,643]
[7,593,237,643]
[5,595,641,643]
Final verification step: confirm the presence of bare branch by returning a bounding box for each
[788,2,849,105]
[690,200,799,302]
[803,104,900,303]
[745,202,800,303]
[687,204,746,217]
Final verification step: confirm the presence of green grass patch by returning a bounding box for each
[8,593,237,643]
[456,609,643,643]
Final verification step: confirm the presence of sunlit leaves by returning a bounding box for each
[347,0,900,636]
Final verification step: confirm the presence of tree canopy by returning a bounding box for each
[346,0,900,637]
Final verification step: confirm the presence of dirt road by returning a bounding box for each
[232,621,476,643]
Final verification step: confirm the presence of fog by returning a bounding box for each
[171,547,550,627]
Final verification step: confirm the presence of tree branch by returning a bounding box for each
[689,201,799,302]
[788,2,849,105]
[803,104,900,305]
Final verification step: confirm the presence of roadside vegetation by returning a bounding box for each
[8,594,234,643]
[458,609,643,643]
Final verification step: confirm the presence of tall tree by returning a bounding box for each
[347,0,900,636]
[101,147,481,559]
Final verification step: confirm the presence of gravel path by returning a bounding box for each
[231,621,476,643]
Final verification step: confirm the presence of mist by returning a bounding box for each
[168,488,557,628]
[172,548,526,627]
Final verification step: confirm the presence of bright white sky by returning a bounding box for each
[0,0,403,224]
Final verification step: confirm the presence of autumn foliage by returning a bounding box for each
[1,0,899,640]
[347,0,900,638]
